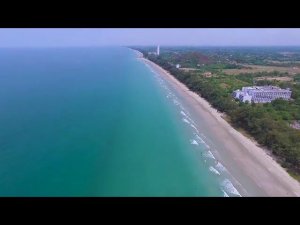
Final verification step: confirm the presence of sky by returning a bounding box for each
[0,28,300,47]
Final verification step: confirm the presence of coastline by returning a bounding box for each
[138,52,300,196]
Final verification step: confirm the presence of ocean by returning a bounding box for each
[0,47,235,196]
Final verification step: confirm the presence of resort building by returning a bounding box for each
[232,86,292,103]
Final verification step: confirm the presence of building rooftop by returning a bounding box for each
[233,86,292,103]
[243,86,290,91]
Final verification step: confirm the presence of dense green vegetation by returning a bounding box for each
[160,51,212,68]
[133,46,300,66]
[134,46,300,175]
[295,74,300,82]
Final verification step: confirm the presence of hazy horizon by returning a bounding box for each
[1,29,300,47]
[2,45,300,49]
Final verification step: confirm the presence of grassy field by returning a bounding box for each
[265,60,300,64]
[179,67,201,72]
[255,76,293,81]
[223,64,300,75]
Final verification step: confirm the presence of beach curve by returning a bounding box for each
[135,50,300,197]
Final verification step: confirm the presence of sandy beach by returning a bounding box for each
[138,52,300,196]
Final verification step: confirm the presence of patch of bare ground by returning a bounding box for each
[290,120,300,130]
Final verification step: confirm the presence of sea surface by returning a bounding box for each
[0,47,239,196]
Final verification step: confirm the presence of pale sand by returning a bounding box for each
[139,54,300,196]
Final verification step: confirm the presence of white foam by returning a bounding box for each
[190,124,199,133]
[204,144,210,149]
[189,118,196,124]
[173,99,180,105]
[190,139,199,145]
[198,139,210,149]
[195,134,205,143]
[182,118,190,124]
[167,93,174,98]
[180,111,187,117]
[221,179,241,197]
[222,189,229,197]
[201,133,207,139]
[216,162,227,172]
[180,109,192,120]
[195,135,211,149]
[209,166,220,175]
[204,150,215,159]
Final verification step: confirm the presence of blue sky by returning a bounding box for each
[0,28,300,47]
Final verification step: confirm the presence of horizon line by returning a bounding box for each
[2,45,300,48]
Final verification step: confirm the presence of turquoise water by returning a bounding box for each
[0,47,224,196]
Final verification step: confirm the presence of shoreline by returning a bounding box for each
[137,52,300,196]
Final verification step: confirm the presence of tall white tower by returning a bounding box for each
[157,45,160,56]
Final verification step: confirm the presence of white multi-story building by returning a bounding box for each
[232,86,292,103]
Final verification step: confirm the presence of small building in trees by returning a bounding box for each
[203,72,212,77]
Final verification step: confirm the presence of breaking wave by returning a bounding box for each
[216,162,227,172]
[209,166,220,175]
[190,124,199,133]
[182,118,190,124]
[180,110,187,117]
[221,179,241,197]
[190,139,199,145]
[204,151,215,159]
[222,189,229,197]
